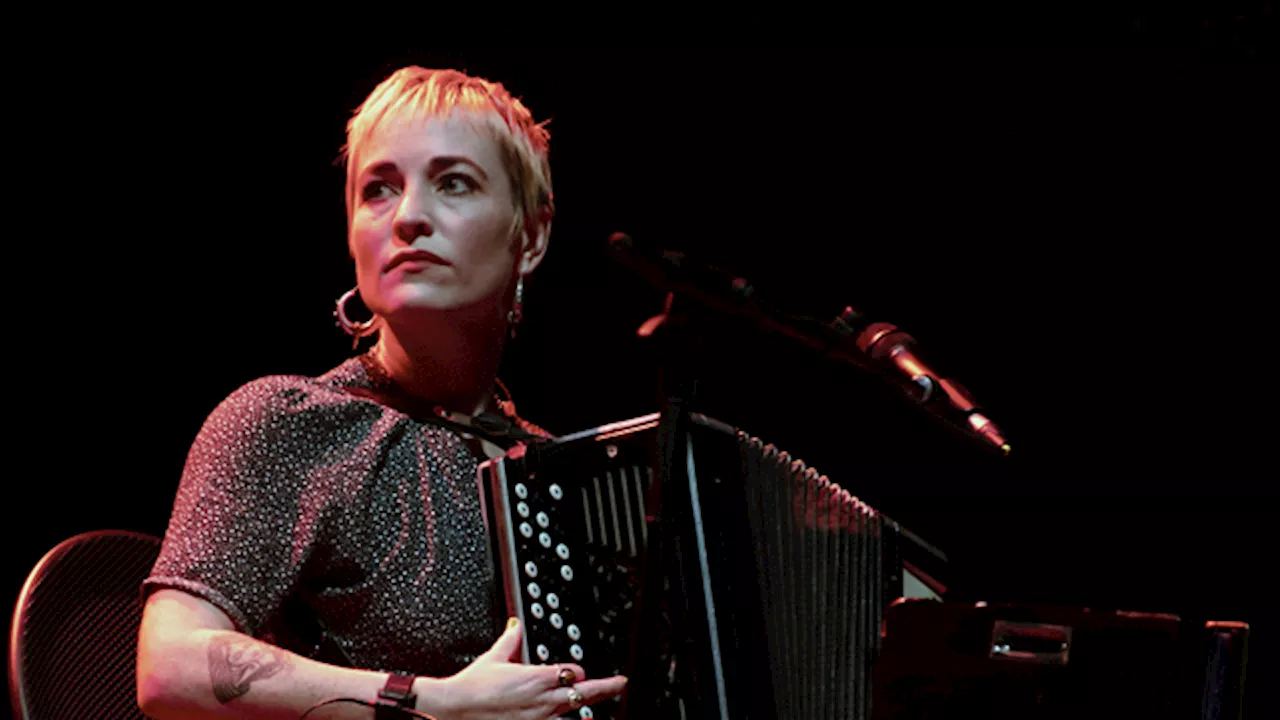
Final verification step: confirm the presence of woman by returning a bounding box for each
[136,66,627,719]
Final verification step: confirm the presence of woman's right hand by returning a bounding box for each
[424,619,628,720]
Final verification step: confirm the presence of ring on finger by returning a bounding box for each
[558,667,577,687]
[567,687,585,710]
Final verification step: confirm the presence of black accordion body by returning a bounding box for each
[477,412,945,719]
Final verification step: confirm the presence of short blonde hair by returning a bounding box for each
[341,67,553,236]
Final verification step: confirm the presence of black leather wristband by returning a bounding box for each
[375,673,417,719]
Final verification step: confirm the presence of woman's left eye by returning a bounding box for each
[438,174,478,196]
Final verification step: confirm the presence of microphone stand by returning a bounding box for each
[615,233,1007,718]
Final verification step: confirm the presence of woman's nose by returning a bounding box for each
[393,182,435,243]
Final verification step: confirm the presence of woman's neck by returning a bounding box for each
[371,316,507,417]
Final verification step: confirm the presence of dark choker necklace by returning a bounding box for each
[355,350,532,444]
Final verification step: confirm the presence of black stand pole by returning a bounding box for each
[621,294,726,719]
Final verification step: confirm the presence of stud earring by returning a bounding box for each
[507,276,524,337]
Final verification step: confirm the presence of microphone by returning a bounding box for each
[833,306,1010,455]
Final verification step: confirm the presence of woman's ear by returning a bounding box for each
[518,207,553,275]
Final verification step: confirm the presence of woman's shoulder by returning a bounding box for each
[176,358,395,494]
[203,357,382,436]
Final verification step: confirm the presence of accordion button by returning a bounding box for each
[550,612,563,629]
[531,602,545,619]
[579,708,595,719]
[516,501,530,518]
[536,511,550,528]
[568,624,581,641]
[536,644,550,661]
[539,532,553,548]
[519,522,533,538]
[546,593,560,609]
[549,483,564,500]
[524,561,538,578]
[514,483,528,499]
[556,543,570,560]
[527,582,541,599]
[570,643,584,661]
[560,565,574,582]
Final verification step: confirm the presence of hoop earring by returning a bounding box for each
[506,276,524,337]
[334,287,380,350]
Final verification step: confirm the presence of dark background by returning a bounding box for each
[7,8,1276,718]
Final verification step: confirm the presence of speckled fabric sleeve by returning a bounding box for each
[142,375,379,635]
[142,357,512,676]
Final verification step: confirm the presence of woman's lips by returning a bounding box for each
[393,259,435,273]
[386,250,451,272]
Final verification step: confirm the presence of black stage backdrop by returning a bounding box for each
[6,18,1276,718]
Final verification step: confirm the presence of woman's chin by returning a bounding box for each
[379,287,500,323]
[380,284,456,312]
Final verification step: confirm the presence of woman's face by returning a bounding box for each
[349,111,533,326]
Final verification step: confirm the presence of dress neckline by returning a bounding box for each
[345,351,545,449]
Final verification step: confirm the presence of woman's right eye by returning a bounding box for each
[362,180,396,202]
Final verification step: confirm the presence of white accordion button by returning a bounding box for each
[514,483,528,499]
[519,522,533,538]
[527,582,541,599]
[516,501,530,518]
[539,532,553,548]
[570,643,584,660]
[549,483,564,500]
[530,602,545,620]
[546,593,560,609]
[579,707,595,719]
[524,561,538,578]
[550,612,563,629]
[556,543,570,560]
[536,511,550,528]
[567,624,581,641]
[560,565,574,581]
[536,644,550,661]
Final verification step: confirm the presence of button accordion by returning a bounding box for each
[477,412,946,719]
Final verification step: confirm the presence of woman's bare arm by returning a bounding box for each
[136,589,443,719]
[137,589,626,720]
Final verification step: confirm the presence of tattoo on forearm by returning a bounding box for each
[207,635,291,704]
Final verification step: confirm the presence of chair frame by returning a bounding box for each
[9,529,162,720]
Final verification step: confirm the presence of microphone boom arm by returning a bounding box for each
[608,232,1011,457]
